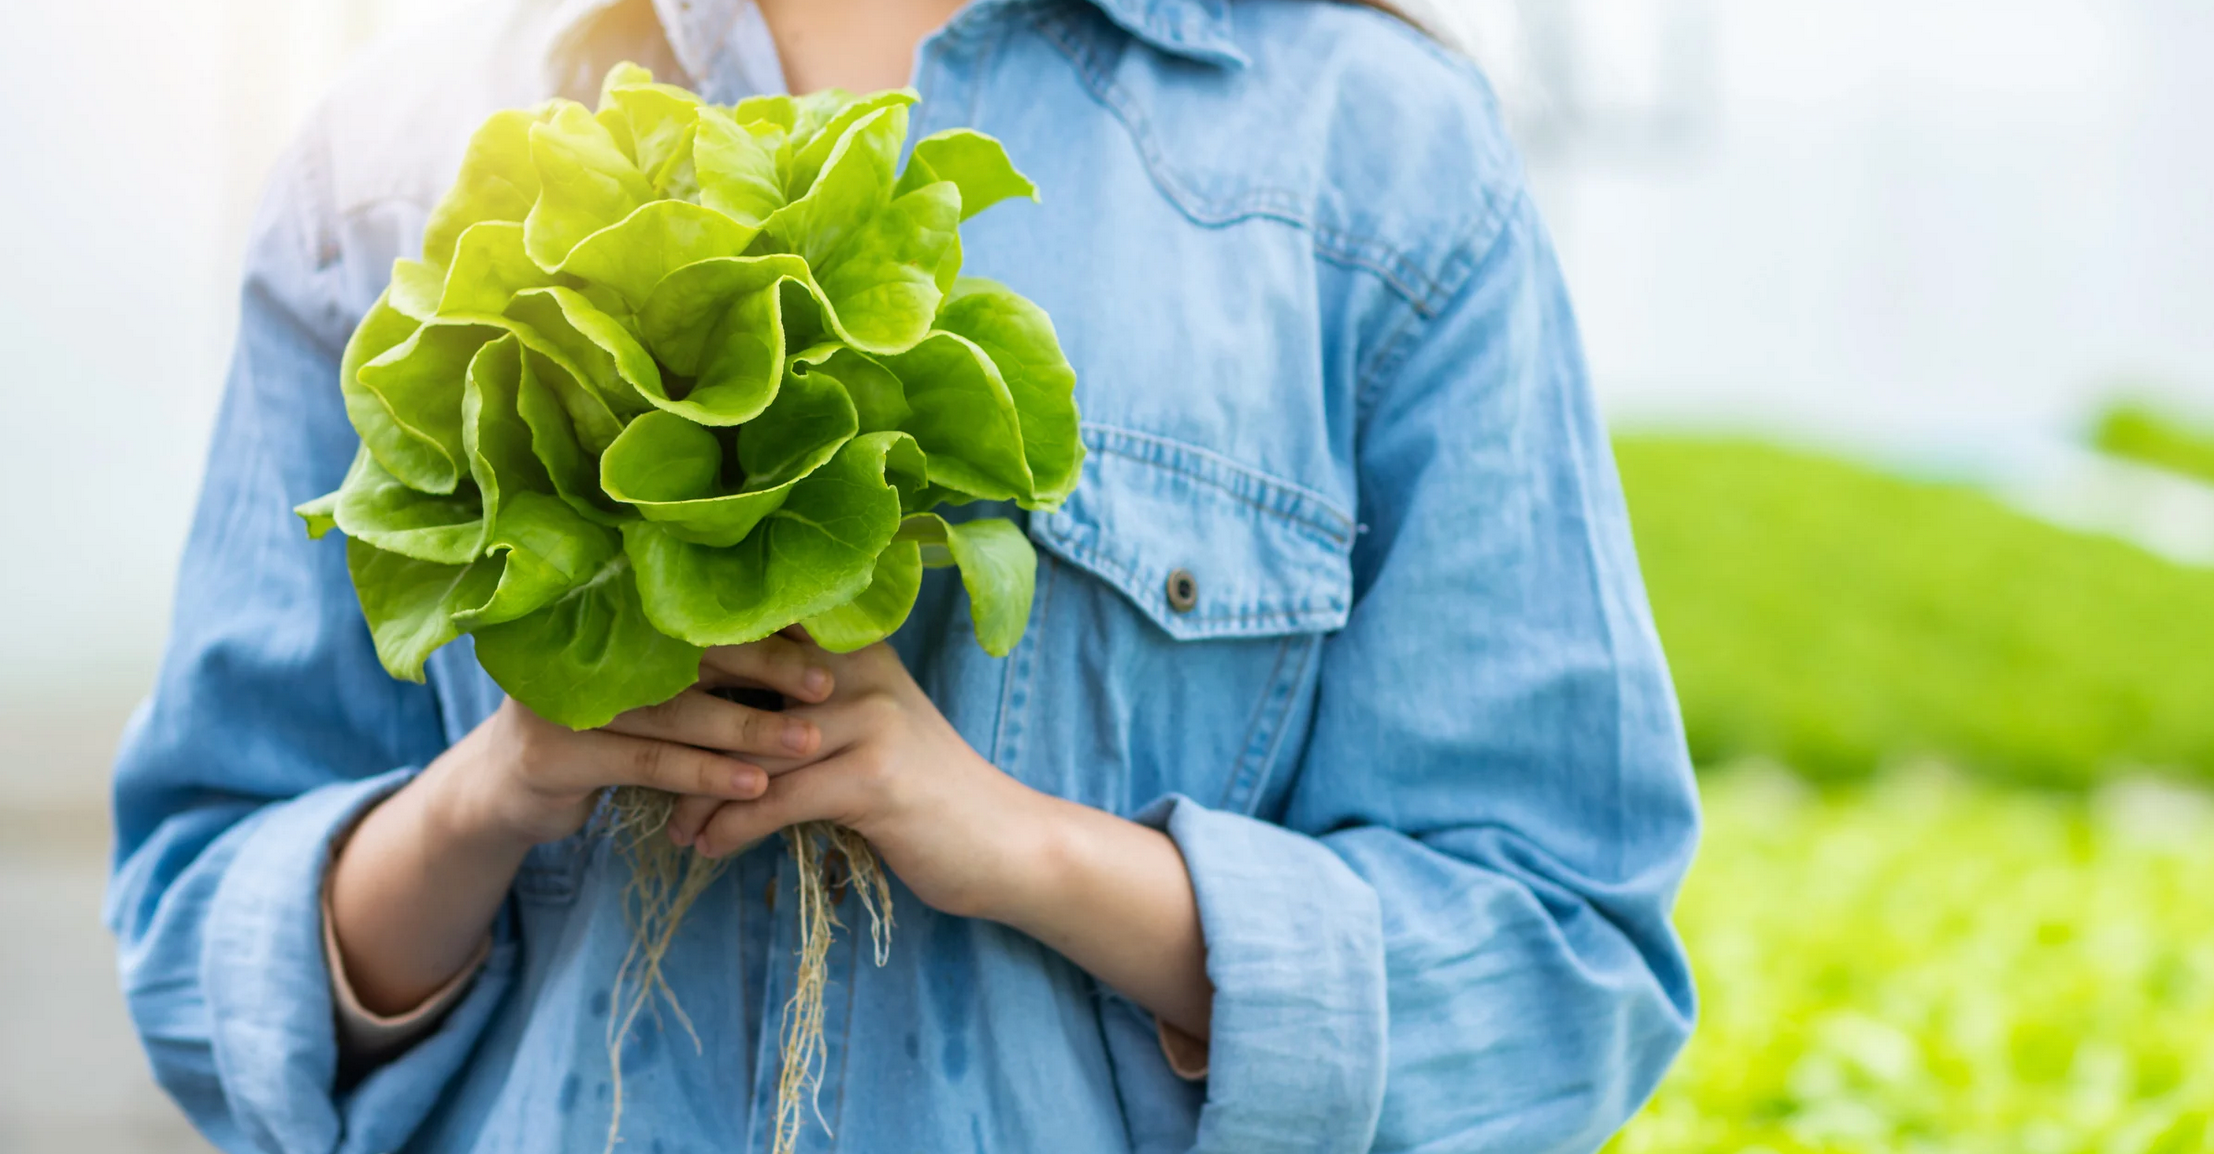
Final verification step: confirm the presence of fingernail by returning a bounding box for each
[732,767,764,795]
[782,721,813,753]
[668,824,691,847]
[804,667,831,696]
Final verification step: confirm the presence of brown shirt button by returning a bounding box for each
[1165,568,1199,613]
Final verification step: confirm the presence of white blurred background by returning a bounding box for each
[0,0,2208,1148]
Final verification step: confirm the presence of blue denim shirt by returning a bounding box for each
[105,1,1699,1150]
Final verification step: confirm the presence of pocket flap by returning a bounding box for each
[1030,426,1354,641]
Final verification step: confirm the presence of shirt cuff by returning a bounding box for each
[202,767,520,1154]
[1133,794,1389,1151]
[321,857,490,1067]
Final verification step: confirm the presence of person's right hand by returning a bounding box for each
[423,635,838,853]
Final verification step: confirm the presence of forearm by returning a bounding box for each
[994,792,1214,1038]
[327,753,530,1016]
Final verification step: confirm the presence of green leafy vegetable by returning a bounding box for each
[1610,768,2214,1154]
[2092,399,2214,487]
[898,512,1038,656]
[1617,435,2214,787]
[301,64,1080,728]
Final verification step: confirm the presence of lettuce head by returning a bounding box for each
[298,64,1081,728]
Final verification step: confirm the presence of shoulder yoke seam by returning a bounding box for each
[1030,6,1508,318]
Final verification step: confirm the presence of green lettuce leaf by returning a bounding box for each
[636,254,813,424]
[471,553,703,729]
[791,342,909,432]
[436,221,558,317]
[498,334,623,458]
[513,348,625,523]
[785,344,945,509]
[502,287,657,417]
[601,412,786,547]
[463,334,556,508]
[553,200,758,310]
[625,431,911,645]
[338,290,424,437]
[332,447,486,564]
[934,278,1083,507]
[601,364,857,548]
[733,92,798,131]
[351,319,503,495]
[524,101,655,269]
[878,330,1032,501]
[740,355,861,484]
[803,538,923,652]
[694,108,788,227]
[789,89,856,142]
[453,491,623,630]
[762,104,961,353]
[895,513,1037,657]
[387,259,445,321]
[295,490,340,538]
[785,90,917,201]
[895,129,1039,220]
[422,107,547,268]
[346,538,501,681]
[595,63,702,186]
[318,64,1077,721]
[820,180,964,346]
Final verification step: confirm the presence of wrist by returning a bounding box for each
[975,783,1082,929]
[415,743,539,867]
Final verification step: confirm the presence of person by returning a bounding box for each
[105,0,1700,1150]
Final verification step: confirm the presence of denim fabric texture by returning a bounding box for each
[105,0,1701,1150]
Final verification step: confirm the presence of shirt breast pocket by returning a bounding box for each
[1017,425,1354,818]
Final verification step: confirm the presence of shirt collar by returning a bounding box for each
[540,0,1246,96]
[1070,0,1247,66]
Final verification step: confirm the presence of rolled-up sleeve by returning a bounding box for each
[101,124,515,1154]
[1151,192,1700,1153]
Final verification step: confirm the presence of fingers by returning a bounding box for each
[552,728,768,801]
[605,687,820,760]
[692,755,874,858]
[664,792,724,848]
[777,686,901,762]
[701,635,834,704]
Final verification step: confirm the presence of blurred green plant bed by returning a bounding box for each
[2094,402,2214,486]
[1615,435,2214,788]
[1609,768,2214,1154]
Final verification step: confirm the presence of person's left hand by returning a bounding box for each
[663,634,1056,923]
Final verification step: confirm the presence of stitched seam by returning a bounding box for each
[1236,633,1319,815]
[1353,186,1530,423]
[1045,520,1337,615]
[1082,442,1349,554]
[1216,636,1292,810]
[1034,526,1346,630]
[1352,298,1428,429]
[1089,423,1346,531]
[1556,381,1634,884]
[991,548,1054,765]
[1080,422,1355,539]
[1041,541,1345,628]
[989,575,1022,765]
[1030,10,1453,313]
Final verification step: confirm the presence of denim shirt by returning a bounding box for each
[104,1,1699,1151]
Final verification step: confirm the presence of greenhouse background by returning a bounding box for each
[1,0,2209,1149]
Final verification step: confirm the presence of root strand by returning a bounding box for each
[597,791,894,1154]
